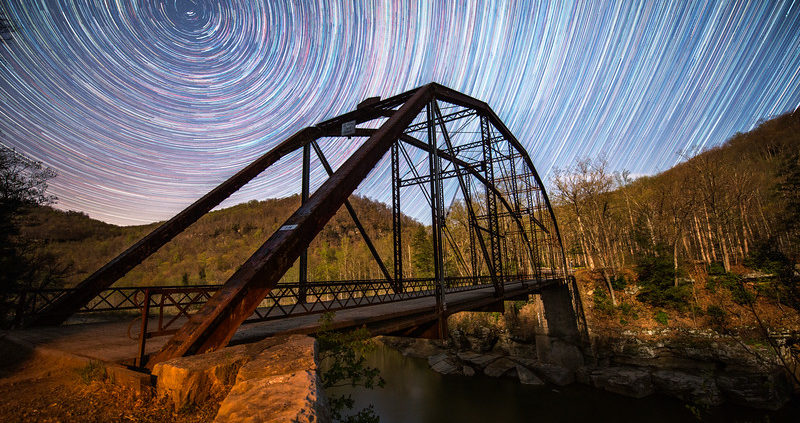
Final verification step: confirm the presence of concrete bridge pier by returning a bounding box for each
[531,282,585,370]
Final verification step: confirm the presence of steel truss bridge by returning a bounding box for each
[15,83,583,369]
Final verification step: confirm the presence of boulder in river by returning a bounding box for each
[651,370,723,406]
[457,351,502,369]
[715,369,792,410]
[515,365,546,386]
[428,353,460,375]
[586,367,654,398]
[483,357,517,377]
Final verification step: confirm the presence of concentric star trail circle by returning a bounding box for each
[1,1,799,225]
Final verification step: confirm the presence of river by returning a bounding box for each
[329,342,800,423]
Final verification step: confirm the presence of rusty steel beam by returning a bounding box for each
[430,82,568,275]
[30,127,324,327]
[358,128,549,238]
[146,84,434,366]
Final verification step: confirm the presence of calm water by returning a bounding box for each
[330,343,800,423]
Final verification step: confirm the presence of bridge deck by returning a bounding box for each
[4,280,547,365]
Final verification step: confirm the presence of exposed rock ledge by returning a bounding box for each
[380,330,794,410]
[152,334,330,423]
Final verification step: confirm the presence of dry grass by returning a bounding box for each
[0,337,220,422]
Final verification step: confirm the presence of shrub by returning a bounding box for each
[706,305,726,328]
[710,271,754,305]
[317,312,383,423]
[708,262,726,276]
[745,242,798,308]
[593,288,614,314]
[619,302,638,320]
[76,360,106,384]
[611,274,627,290]
[635,256,691,310]
[654,310,669,326]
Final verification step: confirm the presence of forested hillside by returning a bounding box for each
[551,107,800,330]
[20,195,425,288]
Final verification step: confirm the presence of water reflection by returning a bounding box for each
[328,342,800,423]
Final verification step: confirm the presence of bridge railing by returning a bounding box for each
[9,272,564,326]
[8,272,561,366]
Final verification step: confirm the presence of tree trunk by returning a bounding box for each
[718,225,731,272]
[673,240,680,287]
[693,214,709,263]
[601,268,617,306]
[703,205,718,262]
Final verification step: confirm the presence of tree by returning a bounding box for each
[553,157,621,305]
[0,145,59,324]
[1,10,16,41]
[317,312,383,423]
[775,151,800,261]
[410,226,433,278]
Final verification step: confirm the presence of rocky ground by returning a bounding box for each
[0,335,220,422]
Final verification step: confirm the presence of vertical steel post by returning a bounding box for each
[481,116,504,296]
[526,180,542,282]
[391,143,403,292]
[299,144,310,303]
[507,142,525,282]
[13,290,27,328]
[465,179,478,279]
[137,289,151,368]
[427,102,446,337]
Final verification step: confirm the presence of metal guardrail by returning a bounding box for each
[11,272,561,366]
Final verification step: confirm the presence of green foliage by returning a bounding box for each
[619,301,638,320]
[0,146,65,326]
[14,194,427,290]
[618,306,633,325]
[317,312,384,423]
[610,274,627,290]
[706,305,726,329]
[745,242,799,308]
[410,226,433,278]
[592,288,614,314]
[654,310,669,326]
[635,255,691,310]
[707,262,726,276]
[775,151,800,242]
[709,270,754,305]
[76,360,106,384]
[745,242,791,276]
[181,272,189,286]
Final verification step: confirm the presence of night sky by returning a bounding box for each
[1,1,799,225]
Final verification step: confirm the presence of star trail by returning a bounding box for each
[1,0,799,225]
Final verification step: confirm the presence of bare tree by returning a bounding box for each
[554,157,621,305]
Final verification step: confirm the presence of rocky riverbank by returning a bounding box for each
[379,327,796,410]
